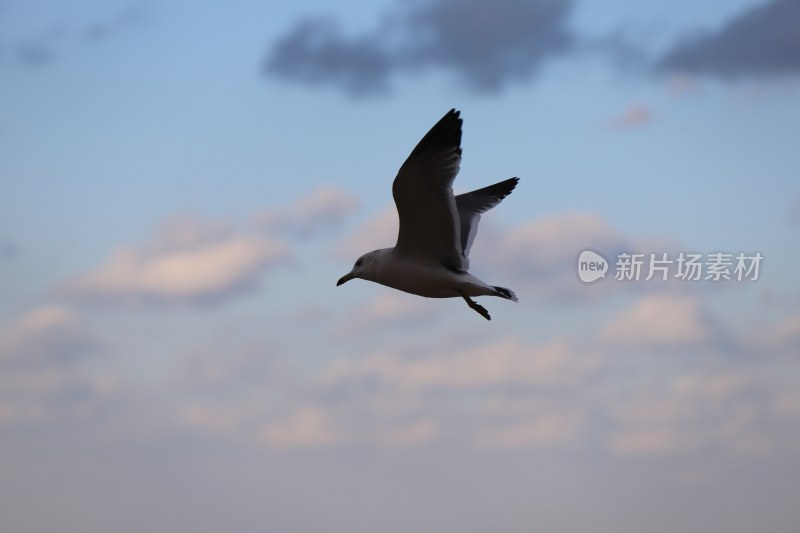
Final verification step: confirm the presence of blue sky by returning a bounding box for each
[1,1,800,532]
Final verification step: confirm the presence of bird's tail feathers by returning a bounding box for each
[492,286,518,302]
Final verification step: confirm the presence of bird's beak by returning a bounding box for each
[337,272,355,286]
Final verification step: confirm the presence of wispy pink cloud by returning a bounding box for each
[257,185,359,238]
[599,294,719,347]
[60,215,288,306]
[0,306,115,426]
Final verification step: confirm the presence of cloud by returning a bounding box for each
[339,292,440,336]
[769,314,800,348]
[0,306,115,426]
[265,0,575,95]
[746,313,800,351]
[612,103,653,129]
[334,205,398,259]
[265,17,394,95]
[599,293,719,347]
[61,215,288,306]
[479,412,581,449]
[258,406,344,449]
[164,293,800,460]
[0,306,96,371]
[173,340,277,393]
[375,418,438,448]
[659,0,800,78]
[257,407,437,450]
[401,0,574,92]
[606,366,765,456]
[321,337,591,392]
[477,212,629,301]
[258,185,359,239]
[58,186,357,308]
[172,331,601,452]
[265,0,800,94]
[610,427,681,455]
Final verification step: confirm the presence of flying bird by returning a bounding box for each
[337,109,519,320]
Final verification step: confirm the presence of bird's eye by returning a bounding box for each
[356,259,363,267]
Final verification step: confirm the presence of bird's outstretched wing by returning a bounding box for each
[392,109,465,270]
[455,177,518,269]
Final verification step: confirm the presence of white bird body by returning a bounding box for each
[337,109,519,320]
[351,248,501,299]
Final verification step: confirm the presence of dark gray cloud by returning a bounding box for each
[265,0,574,95]
[659,0,800,78]
[403,0,573,91]
[266,17,393,95]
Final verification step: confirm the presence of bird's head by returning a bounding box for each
[337,250,380,286]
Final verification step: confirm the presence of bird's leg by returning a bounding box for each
[460,292,491,321]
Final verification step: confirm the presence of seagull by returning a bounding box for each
[337,109,519,320]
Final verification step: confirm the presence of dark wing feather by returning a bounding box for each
[455,177,519,268]
[392,109,465,269]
